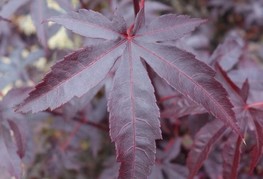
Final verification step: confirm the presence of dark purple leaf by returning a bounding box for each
[48,9,126,40]
[108,46,162,178]
[18,41,125,112]
[204,150,223,179]
[249,109,263,173]
[187,120,226,179]
[240,79,249,102]
[135,15,205,42]
[161,95,206,120]
[222,135,242,179]
[17,7,242,178]
[149,139,187,179]
[229,67,263,91]
[162,139,182,162]
[210,36,244,71]
[214,59,263,177]
[7,120,25,158]
[134,42,241,136]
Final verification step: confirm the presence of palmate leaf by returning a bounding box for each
[17,6,241,178]
[215,63,263,176]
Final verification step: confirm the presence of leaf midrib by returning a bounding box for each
[127,42,137,178]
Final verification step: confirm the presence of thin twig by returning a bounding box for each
[46,109,108,131]
[72,117,108,131]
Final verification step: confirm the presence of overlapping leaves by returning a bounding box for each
[187,36,263,179]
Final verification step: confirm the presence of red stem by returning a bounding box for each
[247,102,263,109]
[61,122,82,151]
[73,117,108,131]
[133,0,140,16]
[46,110,108,131]
[158,94,179,103]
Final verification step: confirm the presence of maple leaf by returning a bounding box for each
[203,149,223,179]
[209,35,244,71]
[100,139,188,179]
[160,93,206,120]
[17,5,242,178]
[152,74,206,120]
[214,63,263,176]
[187,45,263,178]
[0,87,32,179]
[186,36,247,178]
